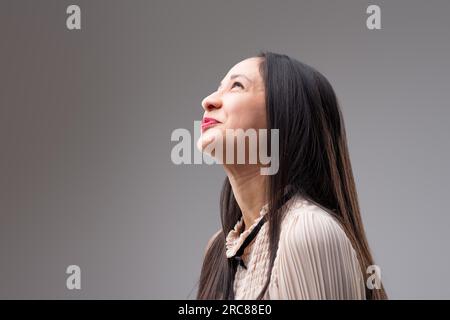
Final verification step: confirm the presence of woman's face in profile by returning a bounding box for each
[197,57,266,157]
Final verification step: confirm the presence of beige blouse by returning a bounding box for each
[207,194,366,300]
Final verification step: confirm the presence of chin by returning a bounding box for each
[198,128,222,150]
[196,132,214,153]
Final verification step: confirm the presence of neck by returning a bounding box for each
[224,164,268,232]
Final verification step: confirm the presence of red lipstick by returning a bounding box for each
[201,117,221,133]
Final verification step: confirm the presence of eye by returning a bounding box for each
[231,81,244,89]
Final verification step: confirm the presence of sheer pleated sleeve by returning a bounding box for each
[270,208,366,299]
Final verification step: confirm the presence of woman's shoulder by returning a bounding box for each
[271,194,366,299]
[280,194,353,250]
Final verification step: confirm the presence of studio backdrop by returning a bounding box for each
[1,0,449,299]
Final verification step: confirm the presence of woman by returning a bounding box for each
[196,51,387,300]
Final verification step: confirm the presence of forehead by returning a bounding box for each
[221,57,264,85]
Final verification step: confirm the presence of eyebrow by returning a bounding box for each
[219,74,252,88]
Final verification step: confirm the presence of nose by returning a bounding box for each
[201,91,222,112]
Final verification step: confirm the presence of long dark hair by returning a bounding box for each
[196,51,387,300]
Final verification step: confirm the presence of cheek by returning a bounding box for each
[224,97,266,130]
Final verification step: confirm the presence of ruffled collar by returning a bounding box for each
[225,203,269,258]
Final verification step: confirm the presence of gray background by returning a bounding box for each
[0,0,449,299]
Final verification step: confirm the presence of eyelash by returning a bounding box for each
[231,81,244,89]
[217,81,244,92]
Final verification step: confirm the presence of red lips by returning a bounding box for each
[201,117,221,133]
